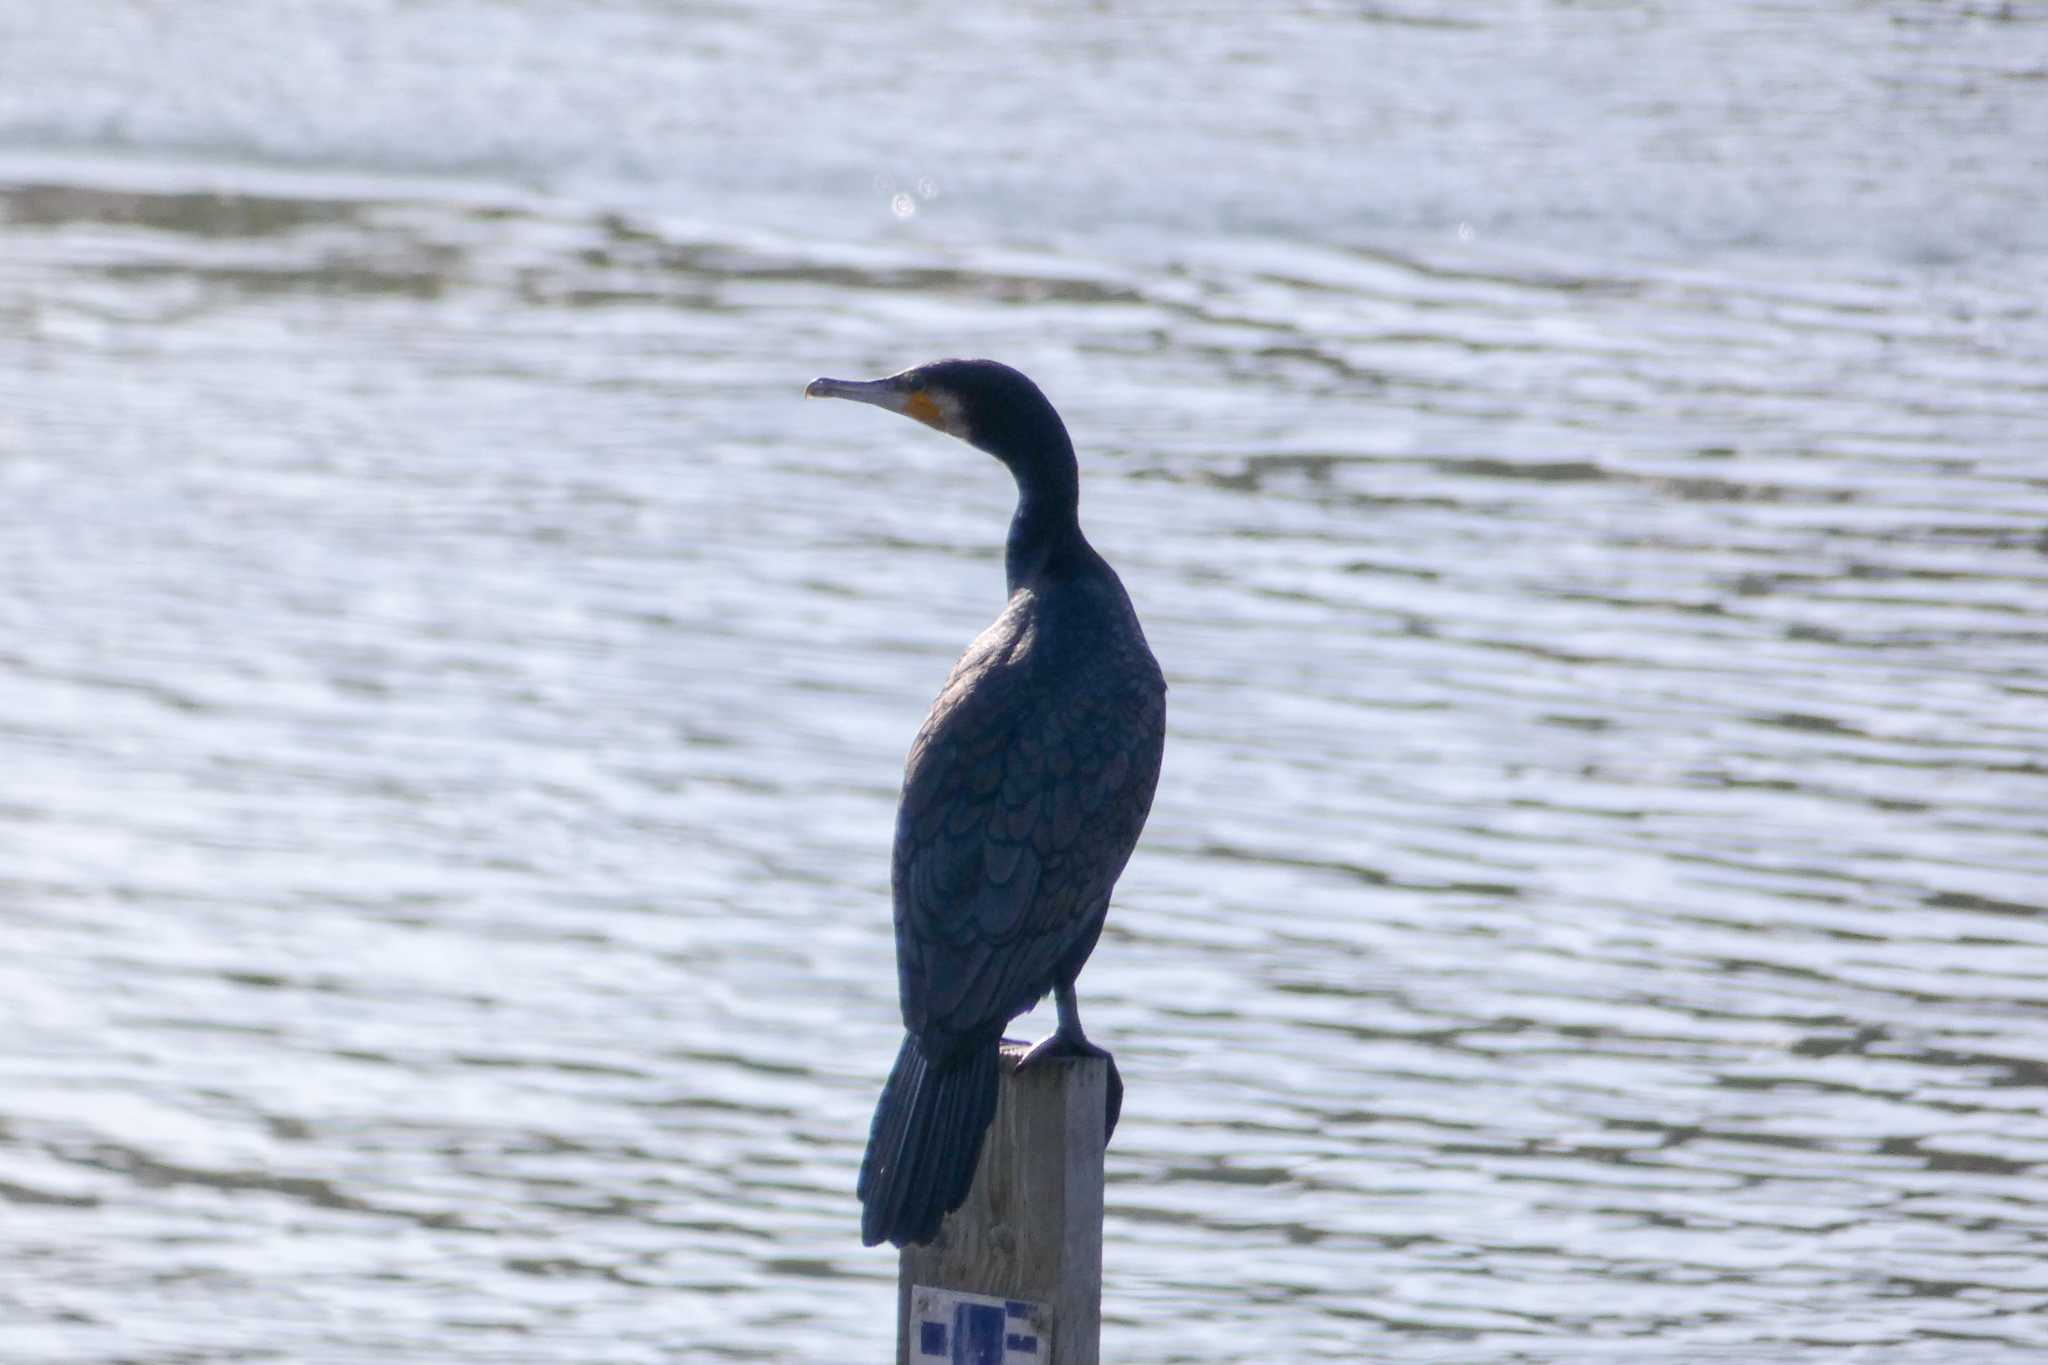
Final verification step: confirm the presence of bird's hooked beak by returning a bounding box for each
[805,373,959,437]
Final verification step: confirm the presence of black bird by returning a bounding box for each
[806,359,1166,1249]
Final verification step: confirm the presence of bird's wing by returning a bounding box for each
[891,619,1164,1061]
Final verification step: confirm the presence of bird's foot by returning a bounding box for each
[1016,1030,1124,1144]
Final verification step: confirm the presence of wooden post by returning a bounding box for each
[895,1041,1106,1365]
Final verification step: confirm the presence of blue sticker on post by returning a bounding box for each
[908,1285,1049,1364]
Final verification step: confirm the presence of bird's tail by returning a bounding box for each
[857,1033,999,1248]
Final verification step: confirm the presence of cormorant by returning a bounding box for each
[805,359,1166,1249]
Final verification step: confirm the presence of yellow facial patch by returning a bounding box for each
[903,390,945,430]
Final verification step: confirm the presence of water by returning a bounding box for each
[3,2,2047,1360]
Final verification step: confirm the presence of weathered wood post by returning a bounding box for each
[895,1040,1107,1365]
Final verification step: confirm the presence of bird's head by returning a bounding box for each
[804,358,1072,472]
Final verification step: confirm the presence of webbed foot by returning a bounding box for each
[1016,1030,1124,1143]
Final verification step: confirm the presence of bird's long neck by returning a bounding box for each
[1004,439,1084,593]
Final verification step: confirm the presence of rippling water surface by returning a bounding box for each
[4,3,2048,1360]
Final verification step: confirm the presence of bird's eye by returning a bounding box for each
[904,374,927,392]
